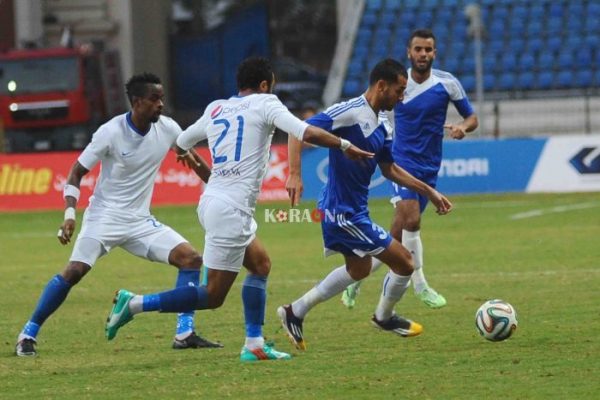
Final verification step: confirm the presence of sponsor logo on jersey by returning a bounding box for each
[210,105,223,119]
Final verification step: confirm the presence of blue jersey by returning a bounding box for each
[393,68,474,178]
[308,95,394,217]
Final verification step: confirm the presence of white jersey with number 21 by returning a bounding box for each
[177,93,308,214]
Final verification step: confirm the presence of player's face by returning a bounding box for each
[407,37,436,73]
[135,84,164,123]
[380,75,407,111]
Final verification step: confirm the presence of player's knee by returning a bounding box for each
[61,262,90,285]
[348,268,370,281]
[389,224,403,241]
[403,217,421,231]
[177,250,203,270]
[253,255,271,277]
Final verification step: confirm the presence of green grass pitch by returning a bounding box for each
[1,192,599,399]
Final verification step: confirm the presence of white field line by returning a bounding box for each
[509,201,600,220]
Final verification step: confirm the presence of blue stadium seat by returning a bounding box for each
[547,36,562,53]
[483,55,497,71]
[567,2,585,18]
[526,21,543,37]
[529,4,544,20]
[594,70,600,86]
[538,52,555,70]
[380,13,396,28]
[366,0,383,11]
[361,11,378,28]
[483,73,496,91]
[343,79,361,97]
[461,75,476,93]
[498,72,516,91]
[557,51,571,70]
[517,72,535,90]
[584,17,598,34]
[519,54,535,72]
[549,2,564,18]
[385,0,402,12]
[566,14,583,32]
[536,71,554,90]
[529,37,544,53]
[512,5,527,20]
[491,6,509,22]
[443,57,460,72]
[488,39,505,55]
[510,38,526,53]
[585,34,600,51]
[347,60,363,79]
[546,18,563,35]
[574,70,593,88]
[461,58,475,74]
[353,45,369,60]
[557,70,573,88]
[579,50,593,66]
[501,53,517,70]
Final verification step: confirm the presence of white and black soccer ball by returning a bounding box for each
[475,299,518,341]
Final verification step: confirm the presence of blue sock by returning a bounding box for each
[242,274,267,338]
[21,274,72,339]
[175,269,199,336]
[142,286,209,312]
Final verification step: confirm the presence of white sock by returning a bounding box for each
[175,331,193,341]
[374,271,411,321]
[244,336,264,350]
[402,229,428,293]
[128,295,144,314]
[292,266,356,318]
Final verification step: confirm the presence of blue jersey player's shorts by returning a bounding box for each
[321,212,392,258]
[389,171,438,214]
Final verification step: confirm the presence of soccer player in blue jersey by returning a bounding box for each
[339,28,479,309]
[277,59,453,350]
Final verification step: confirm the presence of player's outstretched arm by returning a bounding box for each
[379,162,452,215]
[58,162,89,245]
[286,136,303,207]
[302,125,374,161]
[175,146,211,183]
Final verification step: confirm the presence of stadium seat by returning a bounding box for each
[519,54,536,72]
[557,70,573,88]
[538,52,555,70]
[461,75,476,93]
[385,0,402,12]
[526,21,543,37]
[483,73,496,91]
[517,72,535,90]
[361,12,378,28]
[512,5,527,20]
[546,18,563,36]
[380,13,396,28]
[549,2,564,18]
[557,51,571,70]
[574,70,593,88]
[501,53,517,70]
[498,72,516,91]
[488,20,505,40]
[342,79,361,97]
[536,71,554,90]
[547,37,562,53]
[528,37,544,53]
[443,57,460,72]
[594,69,600,86]
[366,0,383,11]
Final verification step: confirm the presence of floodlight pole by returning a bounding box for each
[465,4,485,136]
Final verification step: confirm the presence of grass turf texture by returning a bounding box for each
[1,192,599,399]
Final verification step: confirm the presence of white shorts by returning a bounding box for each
[69,210,187,267]
[198,196,257,272]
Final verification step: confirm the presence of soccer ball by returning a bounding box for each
[475,299,518,341]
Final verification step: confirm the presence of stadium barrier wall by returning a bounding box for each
[0,145,290,211]
[300,134,600,200]
[2,136,599,212]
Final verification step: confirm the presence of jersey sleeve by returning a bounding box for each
[376,124,394,164]
[323,98,364,132]
[77,126,111,170]
[165,117,184,147]
[177,111,209,150]
[446,76,475,118]
[306,112,334,132]
[264,95,309,140]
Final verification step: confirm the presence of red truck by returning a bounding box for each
[0,45,125,152]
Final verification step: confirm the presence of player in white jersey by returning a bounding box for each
[338,28,479,310]
[104,57,374,362]
[15,73,221,357]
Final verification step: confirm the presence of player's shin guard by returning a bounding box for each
[174,269,200,338]
[20,274,72,340]
[242,274,267,343]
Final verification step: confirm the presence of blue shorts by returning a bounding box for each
[321,212,392,257]
[389,172,437,214]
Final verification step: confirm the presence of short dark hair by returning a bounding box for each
[236,57,273,91]
[125,72,161,104]
[369,58,407,85]
[408,28,436,47]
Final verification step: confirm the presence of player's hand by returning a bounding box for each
[57,219,76,245]
[444,123,466,140]
[176,150,199,170]
[286,173,303,207]
[429,190,453,215]
[343,145,375,161]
